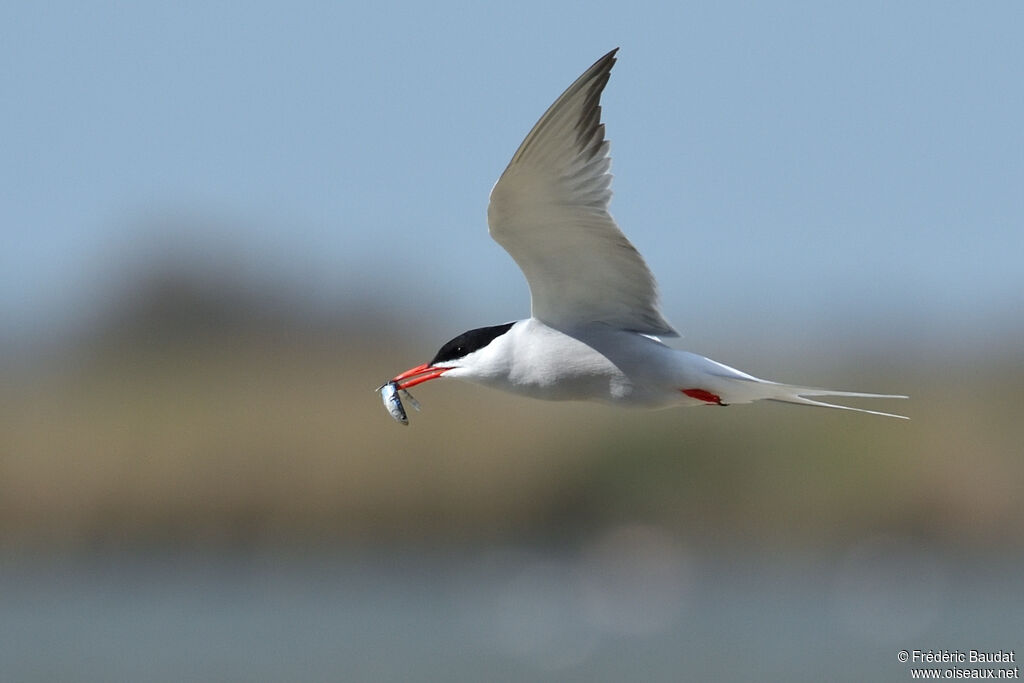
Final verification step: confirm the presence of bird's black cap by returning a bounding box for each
[429,322,514,365]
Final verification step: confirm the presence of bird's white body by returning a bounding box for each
[441,318,730,406]
[444,319,654,403]
[386,50,907,422]
[436,318,904,417]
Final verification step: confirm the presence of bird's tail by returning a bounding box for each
[676,352,908,419]
[758,382,909,419]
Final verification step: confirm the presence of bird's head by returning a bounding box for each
[390,322,516,389]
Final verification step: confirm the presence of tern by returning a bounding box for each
[387,49,907,420]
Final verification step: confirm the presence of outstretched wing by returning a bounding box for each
[487,49,677,336]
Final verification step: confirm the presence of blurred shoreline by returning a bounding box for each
[3,266,1022,555]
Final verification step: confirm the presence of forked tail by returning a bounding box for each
[678,353,908,419]
[761,383,909,419]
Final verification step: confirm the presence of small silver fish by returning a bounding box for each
[379,381,408,425]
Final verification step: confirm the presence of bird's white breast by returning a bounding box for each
[449,319,687,405]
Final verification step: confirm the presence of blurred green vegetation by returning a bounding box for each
[2,272,1022,553]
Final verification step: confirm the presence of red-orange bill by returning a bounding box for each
[391,363,449,390]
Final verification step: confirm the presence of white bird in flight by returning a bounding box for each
[385,49,906,421]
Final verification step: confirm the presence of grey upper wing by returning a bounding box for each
[487,49,677,336]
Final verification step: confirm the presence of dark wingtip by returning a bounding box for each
[583,48,619,78]
[598,47,619,69]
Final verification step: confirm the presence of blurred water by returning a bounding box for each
[1,534,1020,682]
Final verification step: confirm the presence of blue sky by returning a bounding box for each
[3,1,1022,354]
